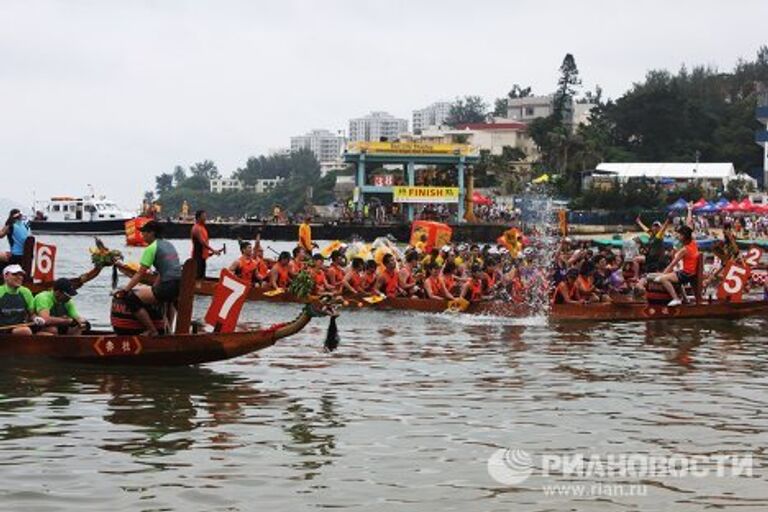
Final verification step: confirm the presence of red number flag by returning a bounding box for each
[204,269,250,332]
[33,241,57,283]
[717,262,750,303]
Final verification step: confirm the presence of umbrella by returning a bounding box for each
[667,198,689,211]
[692,198,708,209]
[472,191,493,206]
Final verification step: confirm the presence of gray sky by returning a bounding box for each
[2,0,766,210]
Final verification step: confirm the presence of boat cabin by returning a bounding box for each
[36,196,131,222]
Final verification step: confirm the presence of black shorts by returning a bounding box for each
[152,279,180,303]
[676,271,695,285]
[194,257,207,279]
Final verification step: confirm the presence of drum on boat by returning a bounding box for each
[645,281,673,304]
[110,296,165,335]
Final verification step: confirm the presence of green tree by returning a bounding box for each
[189,160,220,180]
[155,173,174,196]
[173,165,187,187]
[553,53,582,122]
[446,95,488,126]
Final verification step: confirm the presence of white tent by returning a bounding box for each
[595,162,737,184]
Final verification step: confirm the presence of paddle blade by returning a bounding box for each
[324,316,340,352]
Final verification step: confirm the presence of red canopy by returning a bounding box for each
[737,198,756,212]
[692,198,708,209]
[472,191,493,206]
[722,200,741,212]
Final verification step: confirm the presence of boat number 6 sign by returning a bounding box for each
[33,241,57,283]
[717,262,750,302]
[205,269,250,332]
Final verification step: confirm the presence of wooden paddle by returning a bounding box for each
[0,322,34,332]
[263,288,286,297]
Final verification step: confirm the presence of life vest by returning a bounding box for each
[346,271,362,292]
[0,289,27,326]
[424,277,441,298]
[576,275,594,294]
[362,273,377,291]
[254,258,269,279]
[327,264,345,285]
[682,240,699,275]
[382,268,399,297]
[290,259,304,274]
[313,269,327,293]
[191,222,211,259]
[484,271,497,290]
[236,256,258,283]
[467,278,484,301]
[442,274,456,294]
[274,263,291,288]
[551,281,578,304]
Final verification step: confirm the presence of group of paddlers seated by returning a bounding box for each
[0,265,89,336]
[228,239,549,304]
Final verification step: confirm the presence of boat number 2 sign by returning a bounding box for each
[717,262,750,302]
[205,269,250,333]
[33,241,57,283]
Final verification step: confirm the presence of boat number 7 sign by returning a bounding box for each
[33,241,57,283]
[717,262,750,302]
[205,269,250,332]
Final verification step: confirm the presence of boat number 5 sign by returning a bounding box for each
[205,269,250,332]
[717,262,750,302]
[33,241,57,283]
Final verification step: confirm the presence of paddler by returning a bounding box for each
[361,259,378,293]
[551,268,582,304]
[290,246,307,276]
[398,251,421,297]
[191,210,224,279]
[0,265,43,335]
[0,209,31,267]
[118,221,181,335]
[228,241,259,285]
[268,251,292,290]
[423,263,453,300]
[33,278,88,335]
[440,261,459,300]
[341,257,365,295]
[326,250,346,291]
[460,265,490,303]
[376,253,402,298]
[655,224,699,307]
[310,253,333,295]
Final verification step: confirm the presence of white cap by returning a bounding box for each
[3,264,24,275]
[440,245,451,252]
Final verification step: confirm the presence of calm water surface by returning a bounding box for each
[0,235,766,511]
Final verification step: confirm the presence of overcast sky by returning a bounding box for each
[2,0,766,210]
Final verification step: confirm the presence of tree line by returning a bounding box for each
[148,149,338,219]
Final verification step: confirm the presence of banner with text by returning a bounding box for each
[392,186,460,204]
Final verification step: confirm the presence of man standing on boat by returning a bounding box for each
[119,221,181,335]
[0,209,31,267]
[191,210,223,279]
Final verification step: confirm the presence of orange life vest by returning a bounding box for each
[191,222,211,259]
[236,256,258,283]
[424,277,441,298]
[313,269,327,293]
[346,271,362,292]
[468,278,483,301]
[442,274,455,294]
[274,263,291,288]
[682,240,699,275]
[382,268,399,297]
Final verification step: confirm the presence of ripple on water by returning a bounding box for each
[0,237,766,510]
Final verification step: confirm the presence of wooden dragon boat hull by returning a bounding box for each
[0,312,317,366]
[551,299,768,322]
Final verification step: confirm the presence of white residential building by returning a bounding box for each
[412,101,452,133]
[507,95,595,127]
[210,177,284,194]
[418,121,537,157]
[348,111,408,142]
[210,178,245,193]
[290,129,345,165]
[254,177,284,194]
